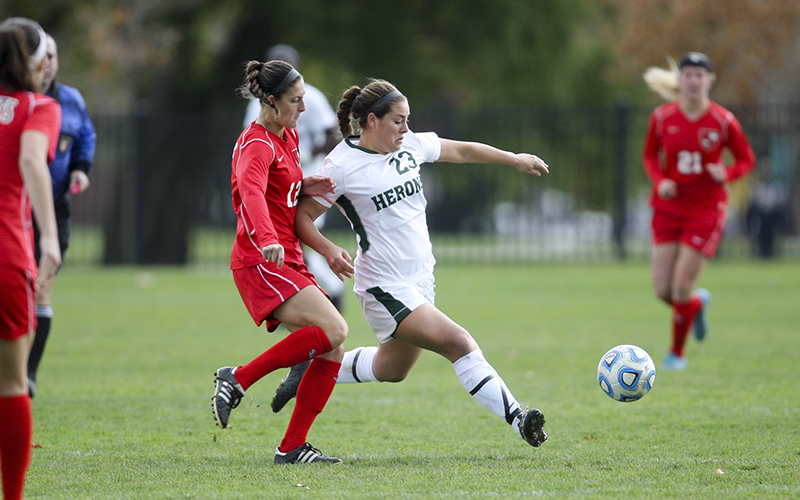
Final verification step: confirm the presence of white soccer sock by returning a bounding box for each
[452,349,523,427]
[337,346,379,384]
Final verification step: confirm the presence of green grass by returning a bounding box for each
[26,262,800,499]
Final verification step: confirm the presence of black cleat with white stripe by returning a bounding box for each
[518,408,548,447]
[212,366,244,429]
[274,443,342,464]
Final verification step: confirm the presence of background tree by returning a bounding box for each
[598,0,800,104]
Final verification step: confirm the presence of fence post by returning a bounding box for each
[613,100,630,260]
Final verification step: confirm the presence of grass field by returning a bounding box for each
[25,261,800,499]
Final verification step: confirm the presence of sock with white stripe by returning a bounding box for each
[28,305,54,385]
[452,349,523,427]
[336,346,379,384]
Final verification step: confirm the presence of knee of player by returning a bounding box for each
[323,316,348,348]
[440,329,478,360]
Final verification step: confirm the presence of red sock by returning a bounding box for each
[670,294,702,357]
[279,357,341,452]
[235,325,332,391]
[0,395,33,500]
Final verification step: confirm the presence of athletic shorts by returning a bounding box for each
[0,267,36,340]
[354,275,435,344]
[233,261,327,332]
[651,207,726,258]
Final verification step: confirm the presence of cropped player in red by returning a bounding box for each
[0,17,62,500]
[643,53,755,371]
[211,59,348,464]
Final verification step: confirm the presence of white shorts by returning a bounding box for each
[354,276,435,343]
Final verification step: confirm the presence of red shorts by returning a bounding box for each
[0,266,37,340]
[651,208,726,258]
[232,261,327,332]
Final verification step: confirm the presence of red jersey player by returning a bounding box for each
[211,59,348,464]
[0,17,62,500]
[643,52,755,371]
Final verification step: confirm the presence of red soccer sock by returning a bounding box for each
[670,294,702,357]
[235,325,332,391]
[279,357,341,452]
[0,395,33,500]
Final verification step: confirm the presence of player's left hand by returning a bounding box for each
[69,170,90,195]
[514,154,549,177]
[301,175,337,204]
[706,163,726,184]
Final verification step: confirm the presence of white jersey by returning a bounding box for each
[314,131,442,289]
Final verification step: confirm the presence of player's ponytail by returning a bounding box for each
[644,56,680,102]
[337,86,361,137]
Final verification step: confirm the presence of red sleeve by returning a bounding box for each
[723,113,756,183]
[642,111,666,186]
[238,143,278,249]
[24,95,61,163]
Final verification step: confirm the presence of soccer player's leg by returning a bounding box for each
[664,244,707,370]
[395,304,547,447]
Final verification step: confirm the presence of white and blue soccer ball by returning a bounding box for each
[597,345,656,402]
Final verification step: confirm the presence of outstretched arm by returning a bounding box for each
[438,139,549,176]
[295,196,354,281]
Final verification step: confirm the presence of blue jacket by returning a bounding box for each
[47,82,96,200]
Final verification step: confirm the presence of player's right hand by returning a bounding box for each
[261,244,285,269]
[657,179,678,199]
[36,235,61,286]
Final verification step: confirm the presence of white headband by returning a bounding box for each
[28,27,48,70]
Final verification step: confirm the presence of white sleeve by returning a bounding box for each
[311,156,343,208]
[412,131,442,163]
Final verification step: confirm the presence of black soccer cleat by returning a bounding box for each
[274,443,342,464]
[271,360,310,413]
[212,366,244,429]
[518,408,548,448]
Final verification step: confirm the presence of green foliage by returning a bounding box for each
[26,262,800,498]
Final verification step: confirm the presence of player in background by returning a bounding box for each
[0,17,62,500]
[27,33,96,398]
[273,80,550,449]
[643,53,755,371]
[243,45,343,310]
[211,59,348,464]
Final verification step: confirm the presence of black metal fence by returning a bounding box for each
[64,102,800,267]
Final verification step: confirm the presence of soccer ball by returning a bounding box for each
[597,345,656,402]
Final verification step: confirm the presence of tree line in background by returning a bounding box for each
[3,0,799,263]
[6,0,800,112]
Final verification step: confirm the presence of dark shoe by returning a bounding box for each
[212,366,244,429]
[274,443,342,464]
[518,408,548,447]
[271,360,310,413]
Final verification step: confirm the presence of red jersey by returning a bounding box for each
[643,100,755,217]
[230,123,304,269]
[0,90,61,274]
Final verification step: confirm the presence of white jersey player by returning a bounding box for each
[271,79,551,450]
